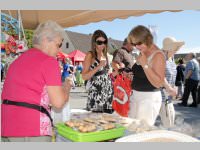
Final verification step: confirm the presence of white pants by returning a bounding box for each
[129,90,162,126]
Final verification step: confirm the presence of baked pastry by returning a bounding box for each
[101,123,116,130]
[65,120,75,127]
[83,118,96,123]
[78,124,97,133]
[98,120,109,124]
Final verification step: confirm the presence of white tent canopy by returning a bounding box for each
[2,10,181,29]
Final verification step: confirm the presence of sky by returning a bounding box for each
[66,10,200,54]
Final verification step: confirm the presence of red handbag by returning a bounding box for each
[112,74,132,117]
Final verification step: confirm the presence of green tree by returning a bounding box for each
[24,29,34,48]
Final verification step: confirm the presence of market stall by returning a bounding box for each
[1,11,29,81]
[56,51,69,62]
[68,50,86,65]
[1,10,199,142]
[1,11,28,54]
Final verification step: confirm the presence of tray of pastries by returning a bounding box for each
[55,113,126,142]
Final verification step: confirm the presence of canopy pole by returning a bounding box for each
[17,10,21,40]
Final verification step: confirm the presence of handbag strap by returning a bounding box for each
[2,99,54,127]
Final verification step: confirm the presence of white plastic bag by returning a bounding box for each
[85,79,92,91]
[159,100,175,128]
[51,102,70,124]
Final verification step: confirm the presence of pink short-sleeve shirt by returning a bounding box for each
[1,48,62,137]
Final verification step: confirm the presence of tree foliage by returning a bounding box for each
[24,29,34,48]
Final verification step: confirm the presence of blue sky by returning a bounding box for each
[66,10,200,54]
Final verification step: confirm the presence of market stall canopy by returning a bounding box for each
[68,49,86,62]
[57,51,69,60]
[2,10,182,29]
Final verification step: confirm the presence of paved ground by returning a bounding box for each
[69,86,200,138]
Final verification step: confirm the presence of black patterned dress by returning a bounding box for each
[86,58,114,113]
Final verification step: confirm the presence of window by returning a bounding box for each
[66,42,69,48]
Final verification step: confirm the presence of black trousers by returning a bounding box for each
[197,85,200,104]
[182,79,199,105]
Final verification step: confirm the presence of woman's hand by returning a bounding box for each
[99,58,107,67]
[167,86,177,97]
[48,78,72,109]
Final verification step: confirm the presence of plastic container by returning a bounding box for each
[55,123,126,142]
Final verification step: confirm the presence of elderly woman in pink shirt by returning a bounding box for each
[1,21,72,142]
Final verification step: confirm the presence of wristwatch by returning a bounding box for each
[143,64,149,69]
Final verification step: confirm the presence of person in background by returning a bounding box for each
[61,59,70,82]
[161,37,185,101]
[75,62,84,87]
[68,60,76,89]
[1,54,6,81]
[197,57,200,104]
[179,53,200,107]
[82,30,113,113]
[128,25,165,126]
[112,38,135,80]
[1,21,72,142]
[175,58,185,99]
[1,62,4,81]
[159,37,184,127]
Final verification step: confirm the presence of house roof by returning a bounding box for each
[66,30,123,54]
[66,30,92,53]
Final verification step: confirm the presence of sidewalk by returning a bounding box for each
[70,86,87,93]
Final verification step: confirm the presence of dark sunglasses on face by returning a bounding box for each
[96,40,107,45]
[131,41,143,47]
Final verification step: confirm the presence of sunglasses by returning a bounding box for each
[58,43,62,48]
[131,41,143,47]
[56,39,64,48]
[96,40,107,45]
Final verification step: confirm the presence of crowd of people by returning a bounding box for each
[60,59,84,89]
[82,25,200,127]
[1,20,200,142]
[178,53,200,107]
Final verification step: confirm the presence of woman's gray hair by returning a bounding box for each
[32,20,65,45]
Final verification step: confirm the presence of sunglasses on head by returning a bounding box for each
[96,40,107,45]
[131,41,143,47]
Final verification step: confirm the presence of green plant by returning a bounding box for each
[24,29,34,48]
